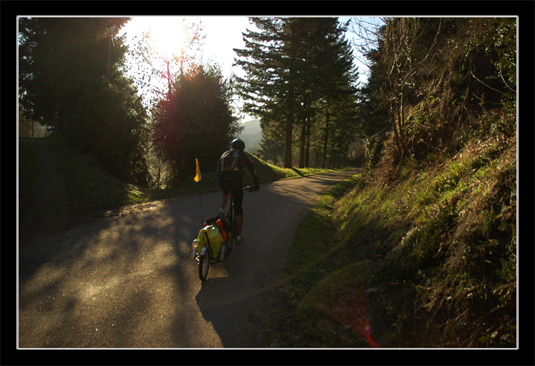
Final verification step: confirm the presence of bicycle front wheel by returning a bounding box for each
[198,248,211,281]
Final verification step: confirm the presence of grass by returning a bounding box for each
[253,174,374,348]
[257,134,516,348]
[43,135,151,211]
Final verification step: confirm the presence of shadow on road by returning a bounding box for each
[18,197,200,348]
[193,172,360,347]
[17,170,359,349]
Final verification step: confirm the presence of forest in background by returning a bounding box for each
[234,17,360,169]
[19,17,240,188]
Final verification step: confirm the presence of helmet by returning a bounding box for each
[231,138,245,151]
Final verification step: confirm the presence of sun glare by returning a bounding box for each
[122,16,252,109]
[141,17,186,58]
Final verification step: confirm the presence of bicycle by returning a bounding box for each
[196,185,255,281]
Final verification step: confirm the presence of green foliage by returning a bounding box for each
[256,123,285,166]
[363,136,384,170]
[151,65,239,186]
[45,135,150,209]
[300,134,516,347]
[235,17,359,168]
[19,17,149,185]
[20,136,150,221]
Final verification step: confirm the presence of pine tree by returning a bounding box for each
[234,17,358,168]
[298,18,358,168]
[19,17,149,184]
[234,17,296,167]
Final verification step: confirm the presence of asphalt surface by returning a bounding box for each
[18,170,358,349]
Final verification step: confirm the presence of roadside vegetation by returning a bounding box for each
[256,17,517,348]
[262,131,515,348]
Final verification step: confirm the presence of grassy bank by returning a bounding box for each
[259,134,516,348]
[19,136,150,218]
[254,174,372,348]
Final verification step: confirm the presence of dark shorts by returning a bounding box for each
[218,172,244,215]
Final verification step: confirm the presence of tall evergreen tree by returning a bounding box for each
[234,17,358,168]
[19,17,149,184]
[302,18,358,168]
[234,17,295,167]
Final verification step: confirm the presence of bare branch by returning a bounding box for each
[348,17,385,67]
[470,68,504,95]
[498,62,516,93]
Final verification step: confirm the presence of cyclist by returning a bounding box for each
[217,138,260,245]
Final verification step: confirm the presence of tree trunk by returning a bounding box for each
[304,114,312,168]
[298,97,308,169]
[284,87,294,168]
[321,110,330,169]
[298,119,306,169]
[328,137,335,169]
[304,97,312,168]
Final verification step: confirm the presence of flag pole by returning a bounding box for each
[194,158,203,225]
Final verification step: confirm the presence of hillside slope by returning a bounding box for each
[257,134,516,348]
[19,136,150,243]
[238,119,262,152]
[331,135,516,347]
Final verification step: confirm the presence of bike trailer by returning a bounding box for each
[195,224,225,259]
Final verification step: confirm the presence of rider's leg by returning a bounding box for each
[218,176,230,214]
[220,192,228,210]
[233,187,244,241]
[218,192,228,217]
[236,214,243,236]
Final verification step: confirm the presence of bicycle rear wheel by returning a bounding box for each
[198,248,211,281]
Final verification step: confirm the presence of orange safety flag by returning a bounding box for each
[194,158,202,182]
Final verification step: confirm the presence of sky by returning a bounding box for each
[120,16,252,77]
[120,16,381,121]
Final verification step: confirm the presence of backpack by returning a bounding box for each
[219,149,240,172]
[204,216,231,242]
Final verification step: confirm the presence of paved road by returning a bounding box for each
[18,170,358,348]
